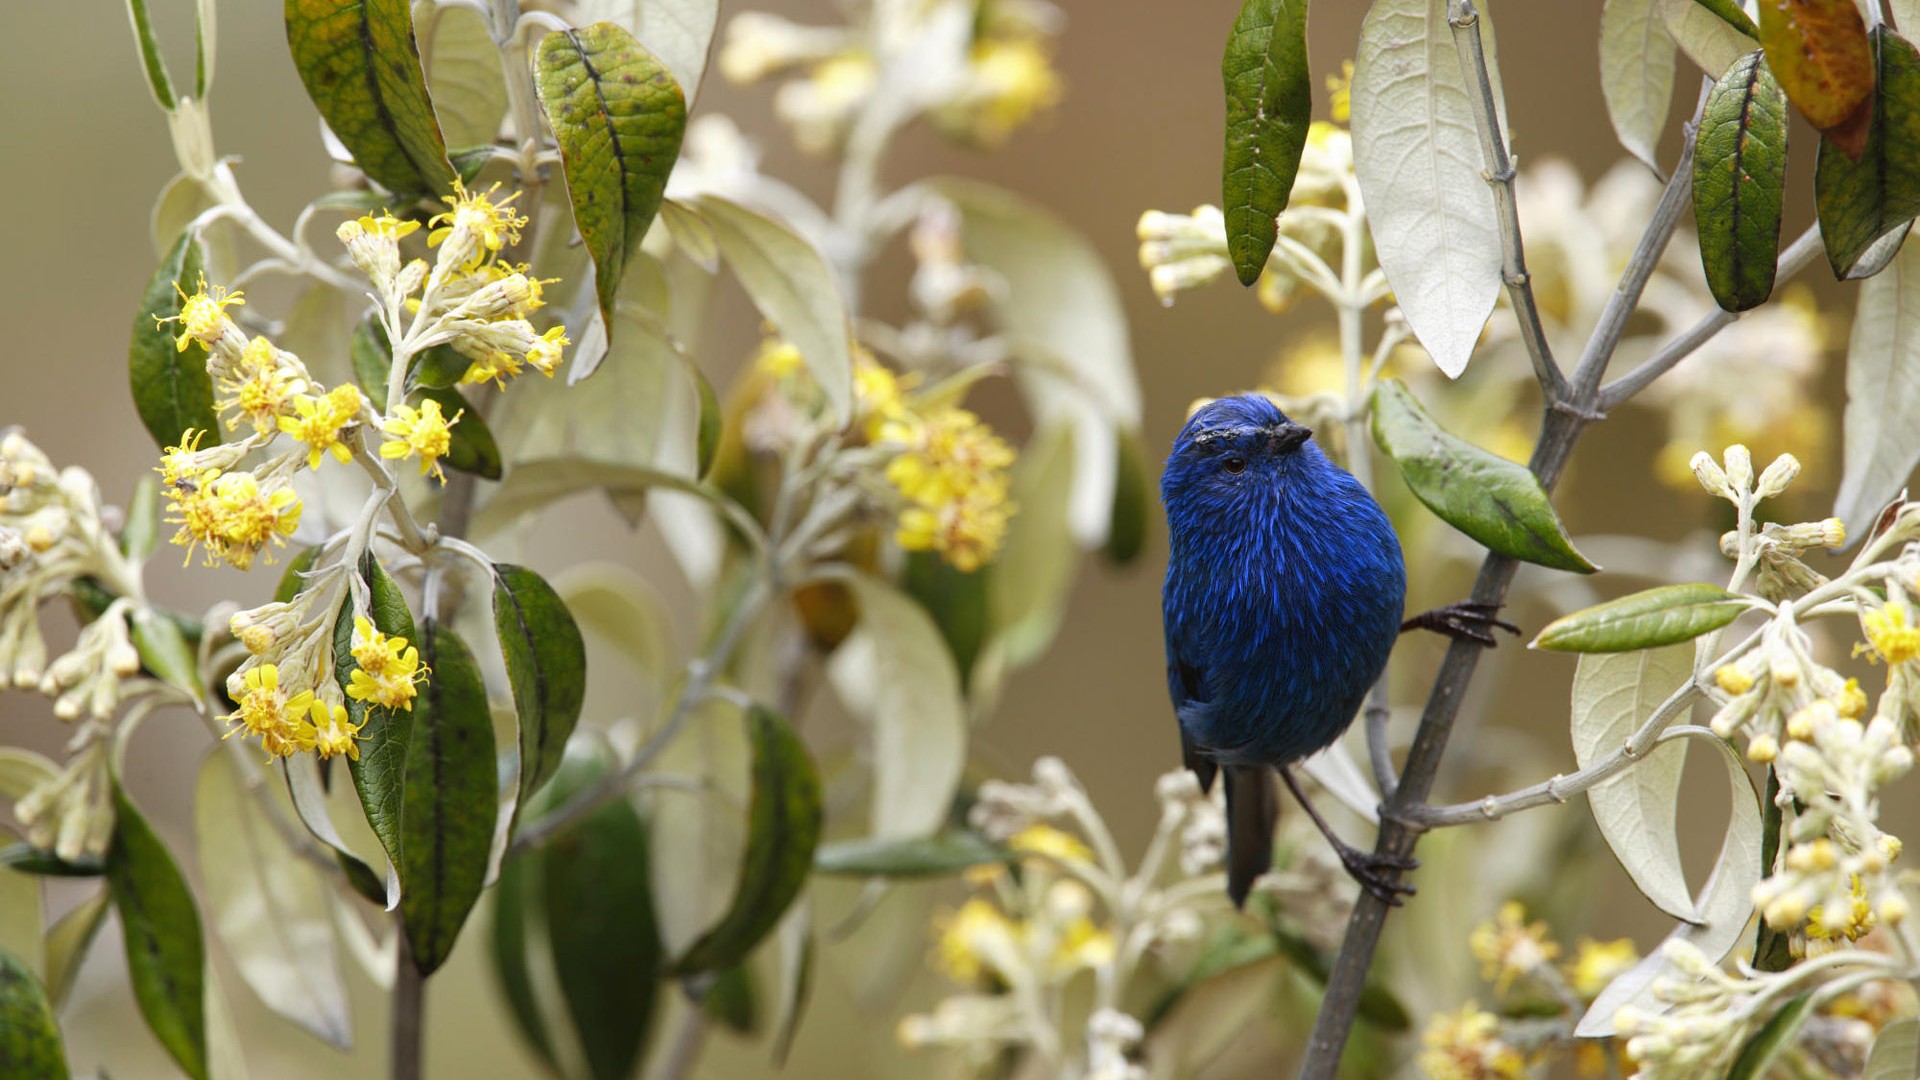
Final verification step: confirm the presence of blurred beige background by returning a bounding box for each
[0,1,1892,1078]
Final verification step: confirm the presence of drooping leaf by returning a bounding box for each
[1727,993,1819,1080]
[42,889,109,1011]
[1105,428,1151,565]
[488,854,558,1070]
[1351,0,1503,377]
[988,421,1080,671]
[107,778,208,1080]
[1533,583,1750,652]
[1221,0,1311,285]
[492,564,588,808]
[1834,237,1920,537]
[1571,647,1698,921]
[1693,50,1790,311]
[1849,221,1914,281]
[1815,29,1920,277]
[1660,0,1757,76]
[535,24,687,330]
[824,573,968,839]
[926,179,1142,548]
[815,833,1006,878]
[672,705,822,973]
[1866,1017,1920,1080]
[398,622,497,975]
[0,951,67,1080]
[901,551,990,689]
[422,3,507,150]
[686,195,852,423]
[194,751,351,1049]
[1371,379,1596,572]
[282,754,388,908]
[1576,730,1762,1036]
[284,0,457,196]
[1756,0,1874,133]
[1601,0,1679,171]
[572,0,720,105]
[335,555,418,875]
[130,229,219,451]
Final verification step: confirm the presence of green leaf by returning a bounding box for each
[125,0,177,109]
[1221,0,1311,285]
[1105,428,1151,565]
[492,564,588,807]
[1370,379,1596,572]
[193,0,214,97]
[0,846,102,878]
[1533,583,1750,652]
[1601,0,1679,171]
[1835,237,1920,537]
[685,354,721,479]
[686,195,853,424]
[1571,647,1698,921]
[902,551,990,689]
[572,0,720,106]
[130,607,202,707]
[410,346,474,389]
[815,833,1006,877]
[1867,1017,1920,1080]
[42,889,109,1010]
[534,24,687,329]
[1726,993,1818,1080]
[399,622,497,975]
[1757,0,1874,132]
[699,964,757,1035]
[0,951,67,1080]
[107,778,208,1080]
[417,386,502,480]
[123,477,160,562]
[1815,29,1920,277]
[673,706,822,973]
[284,0,457,196]
[274,546,323,605]
[129,229,219,451]
[349,317,394,409]
[487,855,558,1070]
[1688,0,1758,38]
[194,752,350,1049]
[422,3,507,150]
[335,555,418,875]
[1693,50,1790,311]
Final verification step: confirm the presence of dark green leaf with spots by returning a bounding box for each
[492,564,587,808]
[534,24,688,329]
[1221,0,1312,285]
[335,554,417,875]
[129,229,219,452]
[1693,50,1790,311]
[672,706,822,974]
[1816,29,1920,278]
[107,778,208,1080]
[0,950,68,1080]
[284,0,457,196]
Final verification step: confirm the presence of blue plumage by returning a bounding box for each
[1160,394,1407,905]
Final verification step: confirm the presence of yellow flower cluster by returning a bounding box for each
[929,823,1114,988]
[1467,901,1561,995]
[883,406,1016,572]
[345,616,424,712]
[1864,598,1920,665]
[224,663,361,761]
[162,453,303,571]
[1418,1004,1530,1080]
[380,399,461,483]
[279,385,365,470]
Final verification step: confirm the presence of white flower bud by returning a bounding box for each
[1691,451,1732,498]
[1755,454,1801,499]
[1723,445,1753,492]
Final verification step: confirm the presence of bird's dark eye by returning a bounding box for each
[1223,457,1247,475]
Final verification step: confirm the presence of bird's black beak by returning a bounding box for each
[1271,421,1312,453]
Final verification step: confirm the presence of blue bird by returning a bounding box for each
[1160,394,1513,906]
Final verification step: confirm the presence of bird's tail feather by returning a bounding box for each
[1222,765,1277,908]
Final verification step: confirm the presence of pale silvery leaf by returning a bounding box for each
[0,836,43,977]
[1657,0,1751,78]
[988,421,1080,671]
[0,749,58,800]
[648,699,748,955]
[1351,0,1503,378]
[44,890,109,1009]
[285,752,397,910]
[925,178,1142,549]
[205,966,250,1080]
[687,194,853,424]
[1866,1018,1920,1080]
[1572,647,1698,922]
[552,562,677,687]
[1576,727,1760,1037]
[825,573,968,839]
[574,0,720,107]
[1847,222,1912,282]
[1835,238,1920,538]
[423,3,508,150]
[279,284,350,387]
[1600,0,1678,172]
[1143,949,1289,1071]
[151,172,213,257]
[196,752,352,1049]
[1300,736,1381,825]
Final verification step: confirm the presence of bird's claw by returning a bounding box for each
[1333,844,1418,906]
[1402,601,1521,647]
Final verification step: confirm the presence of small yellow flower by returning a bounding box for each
[168,277,244,352]
[1468,901,1561,996]
[754,338,805,378]
[170,471,302,569]
[1326,60,1355,124]
[157,429,212,488]
[957,37,1062,145]
[218,337,307,434]
[895,497,1012,573]
[459,351,524,390]
[427,181,527,268]
[380,398,461,482]
[345,616,425,712]
[278,384,363,469]
[1864,599,1920,665]
[352,212,420,242]
[1805,878,1876,944]
[1007,823,1094,866]
[1418,1004,1529,1080]
[1563,937,1637,999]
[524,326,567,377]
[225,664,320,759]
[936,898,1021,983]
[1715,663,1754,696]
[309,697,364,761]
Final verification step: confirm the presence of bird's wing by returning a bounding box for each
[1166,632,1219,794]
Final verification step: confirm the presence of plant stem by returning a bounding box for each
[391,931,425,1080]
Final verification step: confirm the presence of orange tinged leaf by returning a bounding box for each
[1757,0,1875,131]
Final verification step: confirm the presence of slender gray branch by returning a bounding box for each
[1598,225,1826,410]
[1446,0,1566,401]
[390,933,425,1080]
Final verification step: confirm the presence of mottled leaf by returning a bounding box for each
[1601,0,1679,171]
[535,24,687,328]
[1571,647,1698,921]
[0,951,67,1080]
[398,623,497,975]
[1372,379,1596,572]
[335,555,418,874]
[672,705,822,973]
[1533,583,1750,652]
[108,778,208,1080]
[284,0,457,196]
[492,564,587,807]
[1756,0,1874,131]
[1815,29,1920,277]
[573,0,719,105]
[1693,50,1789,311]
[1835,237,1920,537]
[1221,0,1311,285]
[815,833,1006,877]
[129,229,219,451]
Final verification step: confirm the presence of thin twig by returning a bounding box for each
[390,932,425,1080]
[1446,0,1566,400]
